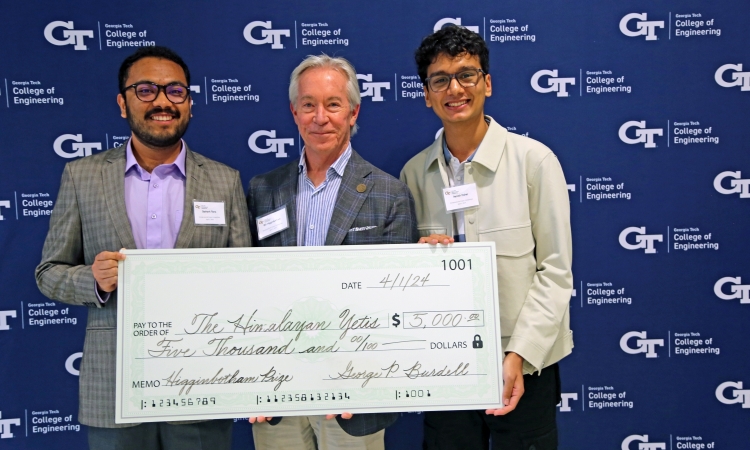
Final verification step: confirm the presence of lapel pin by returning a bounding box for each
[356,183,367,193]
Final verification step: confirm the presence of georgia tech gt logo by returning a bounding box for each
[66,352,82,376]
[54,134,102,159]
[530,70,576,97]
[243,21,290,49]
[621,435,666,450]
[0,311,17,330]
[619,13,665,41]
[44,21,94,50]
[716,381,750,408]
[357,74,391,102]
[619,227,663,254]
[714,64,750,91]
[620,331,664,358]
[434,18,479,33]
[248,130,294,158]
[619,121,663,148]
[557,393,578,412]
[0,201,10,221]
[714,171,750,198]
[0,411,21,439]
[714,277,750,304]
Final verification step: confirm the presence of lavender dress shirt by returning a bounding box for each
[123,140,187,250]
[98,140,186,302]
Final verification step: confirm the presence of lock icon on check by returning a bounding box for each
[472,335,483,349]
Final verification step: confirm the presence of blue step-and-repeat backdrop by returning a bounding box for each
[1,1,748,448]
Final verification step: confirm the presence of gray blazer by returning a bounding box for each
[35,144,252,428]
[246,149,419,436]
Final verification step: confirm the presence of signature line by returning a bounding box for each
[381,340,426,346]
[366,285,449,289]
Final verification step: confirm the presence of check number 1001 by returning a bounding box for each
[442,259,472,270]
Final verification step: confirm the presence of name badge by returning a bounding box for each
[442,183,480,213]
[193,201,226,226]
[256,205,289,240]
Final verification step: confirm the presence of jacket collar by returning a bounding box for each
[174,144,205,249]
[102,145,135,250]
[273,149,372,247]
[102,140,205,250]
[324,150,372,245]
[276,160,301,247]
[424,115,507,174]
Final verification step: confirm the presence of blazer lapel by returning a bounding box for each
[276,162,299,247]
[102,146,137,250]
[174,147,203,249]
[325,150,371,246]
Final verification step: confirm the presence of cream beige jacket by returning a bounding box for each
[400,117,573,374]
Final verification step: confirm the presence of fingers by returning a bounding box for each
[488,353,525,416]
[324,412,353,420]
[248,416,273,423]
[490,373,525,416]
[506,377,524,411]
[92,250,127,293]
[417,235,455,245]
[486,403,517,415]
[502,372,515,407]
[95,250,127,262]
[92,270,117,292]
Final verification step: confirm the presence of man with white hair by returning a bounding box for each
[246,54,418,450]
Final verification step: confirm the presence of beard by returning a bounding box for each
[126,105,190,148]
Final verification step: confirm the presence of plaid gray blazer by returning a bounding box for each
[246,149,419,436]
[35,144,252,428]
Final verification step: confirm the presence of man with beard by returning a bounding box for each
[35,46,251,450]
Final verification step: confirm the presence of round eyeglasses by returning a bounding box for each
[424,68,486,92]
[122,82,190,104]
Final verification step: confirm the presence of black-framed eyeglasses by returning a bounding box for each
[424,68,486,92]
[122,82,190,104]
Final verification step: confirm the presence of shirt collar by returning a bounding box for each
[125,139,187,178]
[298,143,352,178]
[441,116,492,165]
[443,137,476,165]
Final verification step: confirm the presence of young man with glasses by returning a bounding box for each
[35,46,251,450]
[400,25,573,450]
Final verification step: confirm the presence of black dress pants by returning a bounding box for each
[423,364,561,450]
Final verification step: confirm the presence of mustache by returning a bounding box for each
[145,107,181,119]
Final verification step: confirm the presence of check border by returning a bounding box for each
[116,243,502,422]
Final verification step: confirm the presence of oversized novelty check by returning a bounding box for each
[115,243,502,423]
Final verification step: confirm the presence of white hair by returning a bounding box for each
[289,54,360,135]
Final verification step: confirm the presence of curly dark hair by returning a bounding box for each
[414,25,489,84]
[118,46,190,93]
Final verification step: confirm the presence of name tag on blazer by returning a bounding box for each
[257,205,289,240]
[193,200,226,226]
